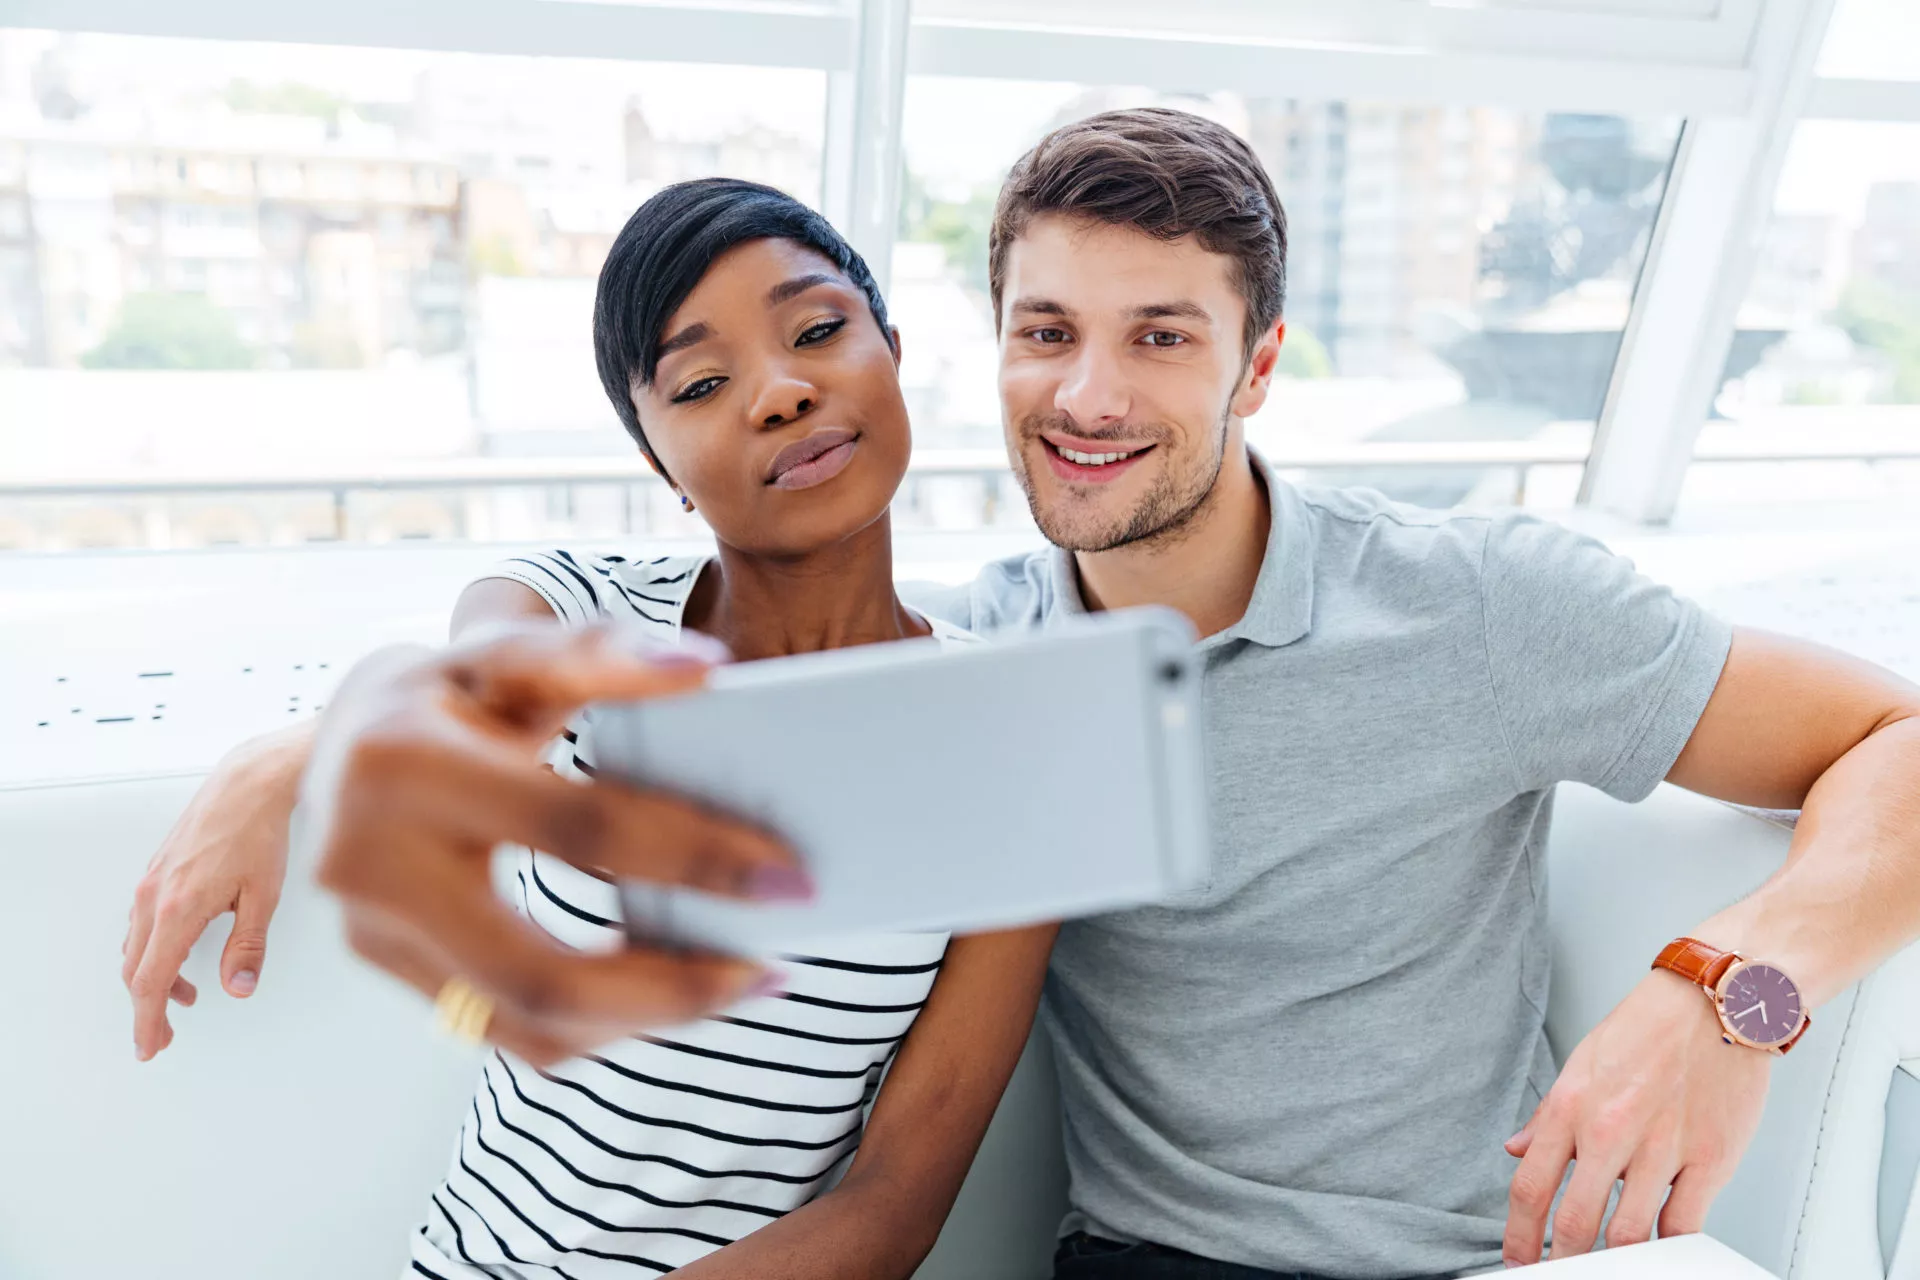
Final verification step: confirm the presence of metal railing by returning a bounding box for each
[4,439,1919,536]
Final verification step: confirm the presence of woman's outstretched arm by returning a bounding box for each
[671,922,1061,1280]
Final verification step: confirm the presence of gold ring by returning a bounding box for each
[434,976,494,1046]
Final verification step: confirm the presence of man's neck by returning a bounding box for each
[688,513,926,661]
[1072,440,1271,640]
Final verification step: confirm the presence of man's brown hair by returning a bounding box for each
[988,107,1288,359]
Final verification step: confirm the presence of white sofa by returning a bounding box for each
[0,775,1911,1279]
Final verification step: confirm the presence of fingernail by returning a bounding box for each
[231,970,257,996]
[746,967,788,999]
[679,633,729,667]
[747,865,813,902]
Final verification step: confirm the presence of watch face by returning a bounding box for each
[1720,963,1803,1046]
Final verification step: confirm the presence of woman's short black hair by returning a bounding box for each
[593,177,891,477]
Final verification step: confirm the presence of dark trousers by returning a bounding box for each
[1052,1233,1450,1280]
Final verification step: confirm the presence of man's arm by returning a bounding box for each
[123,578,560,1059]
[669,923,1059,1280]
[1503,626,1920,1265]
[1670,627,1920,1003]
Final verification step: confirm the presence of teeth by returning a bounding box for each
[1058,446,1135,466]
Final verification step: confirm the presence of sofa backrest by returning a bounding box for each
[0,775,1838,1279]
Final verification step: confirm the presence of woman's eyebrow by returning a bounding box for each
[766,272,838,306]
[656,321,712,360]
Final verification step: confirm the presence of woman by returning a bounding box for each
[126,179,1057,1278]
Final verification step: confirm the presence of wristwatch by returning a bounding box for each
[1652,937,1811,1055]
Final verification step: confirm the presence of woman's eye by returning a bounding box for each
[1142,331,1186,348]
[671,376,725,403]
[796,318,846,346]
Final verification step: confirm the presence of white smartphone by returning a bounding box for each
[594,606,1210,955]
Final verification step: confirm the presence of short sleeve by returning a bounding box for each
[1479,515,1732,801]
[476,549,611,628]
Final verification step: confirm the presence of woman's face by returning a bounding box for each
[636,238,911,558]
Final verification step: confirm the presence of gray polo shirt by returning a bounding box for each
[906,454,1731,1279]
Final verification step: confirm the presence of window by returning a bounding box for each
[0,27,826,549]
[893,80,1681,511]
[1819,0,1920,81]
[1684,120,1920,511]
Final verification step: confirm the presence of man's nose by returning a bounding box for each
[747,375,818,428]
[1053,344,1131,429]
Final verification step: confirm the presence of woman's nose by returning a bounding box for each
[749,378,817,428]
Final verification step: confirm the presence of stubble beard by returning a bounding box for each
[1008,403,1232,555]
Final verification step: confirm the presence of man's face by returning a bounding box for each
[996,215,1278,552]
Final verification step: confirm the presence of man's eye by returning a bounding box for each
[1030,327,1070,345]
[797,318,846,346]
[1142,331,1186,348]
[672,376,725,403]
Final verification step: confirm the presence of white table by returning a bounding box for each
[1506,1235,1776,1276]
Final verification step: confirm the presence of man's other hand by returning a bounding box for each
[1501,971,1768,1266]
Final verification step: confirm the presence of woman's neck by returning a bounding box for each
[685,512,925,661]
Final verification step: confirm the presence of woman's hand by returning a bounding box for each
[123,722,310,1062]
[304,620,808,1066]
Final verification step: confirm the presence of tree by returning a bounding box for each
[1274,324,1332,378]
[81,292,255,370]
[899,170,996,294]
[1834,280,1920,404]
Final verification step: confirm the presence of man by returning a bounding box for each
[127,110,1920,1277]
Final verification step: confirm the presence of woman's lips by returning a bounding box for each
[767,428,860,491]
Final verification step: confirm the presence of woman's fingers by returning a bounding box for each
[446,621,724,740]
[341,875,772,1065]
[343,723,803,902]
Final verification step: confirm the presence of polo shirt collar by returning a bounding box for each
[1046,448,1315,649]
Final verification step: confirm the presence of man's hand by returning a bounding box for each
[305,621,811,1066]
[123,724,307,1061]
[1502,971,1768,1266]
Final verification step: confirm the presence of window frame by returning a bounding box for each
[13,0,1917,522]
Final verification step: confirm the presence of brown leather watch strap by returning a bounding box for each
[1653,936,1742,990]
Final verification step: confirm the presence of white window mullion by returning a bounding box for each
[822,0,913,296]
[1577,0,1839,523]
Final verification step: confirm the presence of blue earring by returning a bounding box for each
[680,493,694,512]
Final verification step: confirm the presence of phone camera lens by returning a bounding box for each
[1158,660,1186,684]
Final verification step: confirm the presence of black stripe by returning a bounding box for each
[410,1259,456,1280]
[788,954,944,975]
[543,550,604,614]
[585,1052,866,1115]
[639,1035,877,1079]
[560,727,578,744]
[506,558,593,624]
[527,860,617,930]
[447,1162,598,1279]
[429,1193,477,1267]
[471,1087,735,1248]
[717,1014,906,1047]
[569,754,598,778]
[482,1068,783,1221]
[520,1058,859,1152]
[596,573,671,624]
[781,991,928,1015]
[458,1139,672,1274]
[592,558,695,588]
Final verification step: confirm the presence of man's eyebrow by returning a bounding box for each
[655,321,712,361]
[767,272,838,306]
[1131,300,1212,324]
[1008,297,1073,318]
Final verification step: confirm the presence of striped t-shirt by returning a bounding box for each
[409,549,970,1278]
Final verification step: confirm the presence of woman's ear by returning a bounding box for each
[888,325,903,367]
